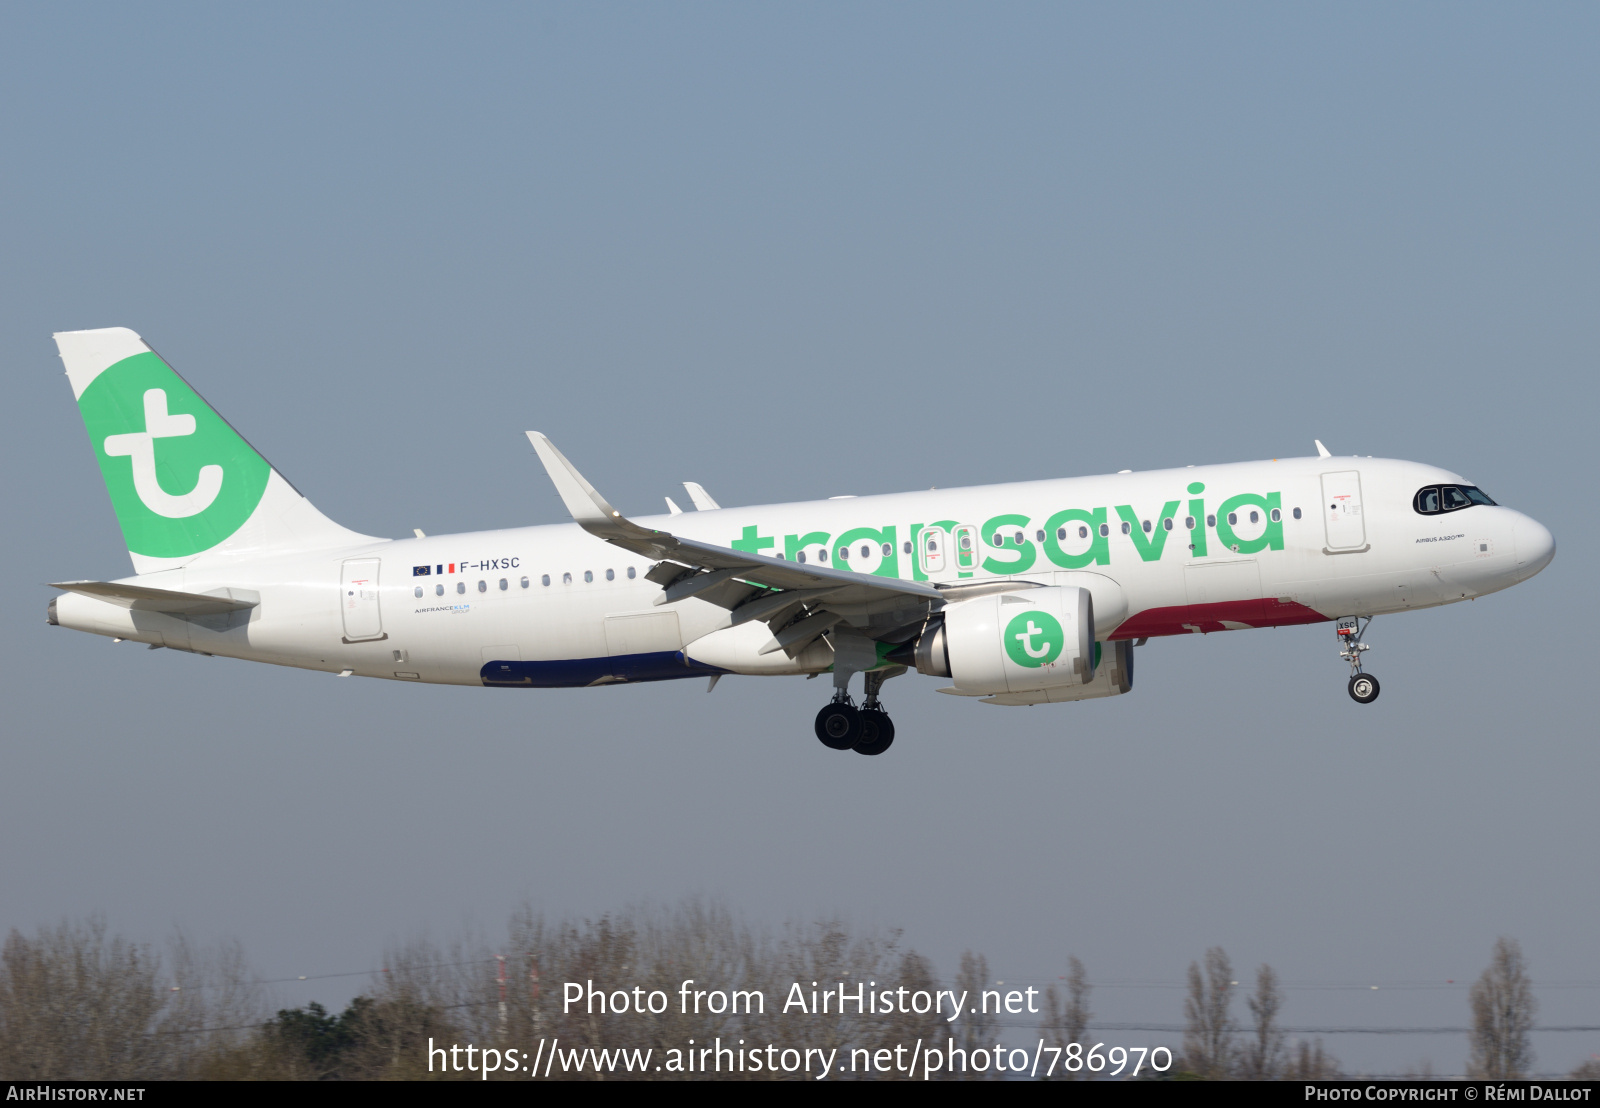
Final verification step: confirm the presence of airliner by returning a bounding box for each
[46,327,1555,755]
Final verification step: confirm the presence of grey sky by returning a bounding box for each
[2,2,1595,1075]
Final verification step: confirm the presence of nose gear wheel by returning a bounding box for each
[1336,616,1380,705]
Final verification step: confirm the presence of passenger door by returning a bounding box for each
[1320,471,1368,552]
[952,525,979,573]
[340,558,386,642]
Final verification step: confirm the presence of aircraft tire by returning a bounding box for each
[1348,674,1381,704]
[854,710,895,756]
[815,703,862,750]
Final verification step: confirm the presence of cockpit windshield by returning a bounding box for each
[1414,485,1496,515]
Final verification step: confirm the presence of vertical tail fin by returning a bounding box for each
[56,327,379,574]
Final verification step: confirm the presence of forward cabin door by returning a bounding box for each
[919,527,948,576]
[1320,471,1368,552]
[341,558,386,642]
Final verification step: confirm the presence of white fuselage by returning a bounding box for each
[52,456,1554,689]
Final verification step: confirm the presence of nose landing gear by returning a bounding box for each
[1337,616,1380,704]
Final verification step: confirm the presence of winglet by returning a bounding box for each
[683,482,721,511]
[1314,439,1331,458]
[526,432,622,526]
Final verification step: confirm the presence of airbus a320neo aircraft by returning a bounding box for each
[47,328,1555,755]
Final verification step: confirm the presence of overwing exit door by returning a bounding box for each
[1321,471,1368,552]
[341,558,386,642]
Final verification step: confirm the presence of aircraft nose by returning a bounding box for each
[1513,513,1555,579]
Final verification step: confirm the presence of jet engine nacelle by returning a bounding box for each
[915,586,1094,695]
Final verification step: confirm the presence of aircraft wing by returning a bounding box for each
[527,432,941,652]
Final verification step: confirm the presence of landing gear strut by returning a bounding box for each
[815,665,903,754]
[1337,616,1380,704]
[855,670,896,756]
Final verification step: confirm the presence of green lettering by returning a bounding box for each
[784,530,831,562]
[835,525,900,578]
[731,525,775,555]
[1214,493,1283,554]
[1042,508,1109,569]
[1115,501,1181,563]
[981,514,1036,575]
[1188,499,1208,557]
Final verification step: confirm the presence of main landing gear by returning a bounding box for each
[814,668,899,755]
[1337,616,1380,704]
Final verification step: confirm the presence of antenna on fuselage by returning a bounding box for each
[1314,439,1332,458]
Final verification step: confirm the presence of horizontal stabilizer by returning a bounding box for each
[49,580,259,616]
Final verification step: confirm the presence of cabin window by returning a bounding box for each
[478,580,487,593]
[862,544,872,558]
[1249,510,1260,524]
[542,574,551,586]
[1227,512,1238,526]
[904,541,913,554]
[1162,518,1173,531]
[1010,532,1021,546]
[606,568,615,581]
[414,586,423,598]
[627,566,637,578]
[1270,508,1281,523]
[457,581,467,595]
[1142,520,1152,533]
[1293,507,1302,519]
[521,576,529,588]
[797,551,807,564]
[584,570,594,583]
[838,547,850,560]
[1036,530,1046,542]
[818,549,828,562]
[1099,524,1110,537]
[562,573,572,585]
[435,584,444,596]
[1121,521,1132,535]
[1207,514,1216,527]
[1185,516,1195,529]
[991,533,1002,546]
[499,578,508,591]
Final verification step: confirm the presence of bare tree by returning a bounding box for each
[1181,947,1236,1078]
[1468,937,1536,1079]
[1283,1038,1340,1079]
[1238,963,1285,1080]
[1570,1059,1600,1080]
[954,951,997,1080]
[1040,956,1092,1080]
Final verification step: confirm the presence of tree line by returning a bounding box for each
[0,907,1587,1080]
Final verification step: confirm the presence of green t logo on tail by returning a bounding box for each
[78,352,270,559]
[1004,610,1064,668]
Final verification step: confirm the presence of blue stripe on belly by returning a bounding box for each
[479,651,724,688]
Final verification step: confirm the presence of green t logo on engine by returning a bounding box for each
[1004,610,1064,668]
